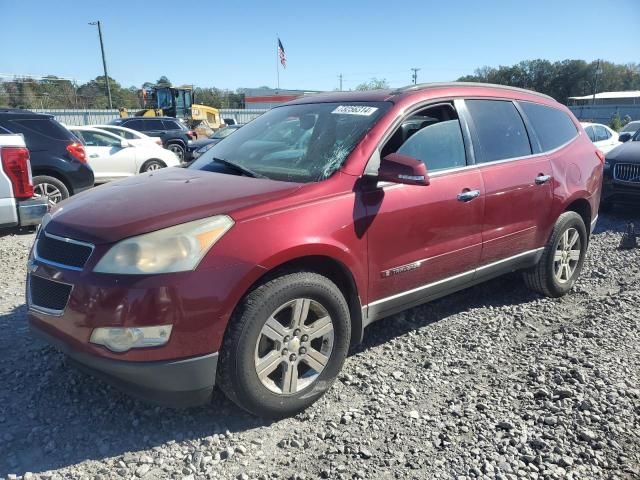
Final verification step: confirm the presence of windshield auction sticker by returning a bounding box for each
[331,105,378,116]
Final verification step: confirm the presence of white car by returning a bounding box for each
[68,126,180,183]
[91,124,163,148]
[580,122,621,154]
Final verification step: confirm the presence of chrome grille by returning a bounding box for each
[35,232,94,270]
[613,163,640,183]
[28,275,72,314]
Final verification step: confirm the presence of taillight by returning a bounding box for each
[1,147,33,199]
[187,130,195,139]
[66,142,87,163]
[595,150,605,163]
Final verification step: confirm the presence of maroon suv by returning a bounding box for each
[27,83,604,417]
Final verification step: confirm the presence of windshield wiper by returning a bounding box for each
[211,157,266,179]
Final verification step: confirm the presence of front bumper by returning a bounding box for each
[30,321,218,407]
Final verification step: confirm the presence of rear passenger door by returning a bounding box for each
[141,119,167,143]
[463,99,553,266]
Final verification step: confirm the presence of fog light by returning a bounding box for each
[90,325,173,353]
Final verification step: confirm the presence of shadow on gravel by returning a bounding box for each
[594,207,640,234]
[358,271,537,353]
[0,226,37,238]
[0,306,273,476]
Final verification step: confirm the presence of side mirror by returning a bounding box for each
[378,153,429,186]
[619,133,632,143]
[120,139,130,148]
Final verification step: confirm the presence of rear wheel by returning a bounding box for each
[140,159,166,173]
[218,272,351,418]
[167,143,185,161]
[32,175,69,207]
[523,211,588,297]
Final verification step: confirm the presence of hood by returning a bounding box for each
[47,167,302,244]
[606,141,640,163]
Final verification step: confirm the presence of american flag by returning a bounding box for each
[278,38,286,69]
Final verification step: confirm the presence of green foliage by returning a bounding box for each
[610,114,623,132]
[458,60,640,103]
[355,78,390,91]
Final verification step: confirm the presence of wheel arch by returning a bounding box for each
[564,196,592,235]
[234,253,364,348]
[30,168,73,194]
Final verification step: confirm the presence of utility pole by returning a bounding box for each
[591,59,602,106]
[338,74,343,91]
[89,21,113,109]
[411,67,421,85]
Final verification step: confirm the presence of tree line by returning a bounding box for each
[0,75,245,110]
[351,60,640,105]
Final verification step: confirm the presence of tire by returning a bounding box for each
[140,159,166,173]
[523,211,588,298]
[218,272,351,418]
[32,175,69,207]
[167,143,185,161]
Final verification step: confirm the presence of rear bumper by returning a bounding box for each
[18,198,48,226]
[0,197,47,228]
[30,321,218,407]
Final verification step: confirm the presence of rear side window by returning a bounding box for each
[163,120,184,130]
[6,118,75,150]
[519,102,577,151]
[584,126,596,142]
[594,125,610,142]
[465,100,531,163]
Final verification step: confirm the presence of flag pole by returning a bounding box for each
[276,35,280,90]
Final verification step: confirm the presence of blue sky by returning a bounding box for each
[1,0,639,91]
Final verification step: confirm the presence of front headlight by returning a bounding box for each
[94,215,234,274]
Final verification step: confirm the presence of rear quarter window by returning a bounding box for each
[162,120,184,130]
[519,102,578,152]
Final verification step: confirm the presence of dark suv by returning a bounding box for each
[0,109,94,206]
[109,117,193,161]
[28,83,603,418]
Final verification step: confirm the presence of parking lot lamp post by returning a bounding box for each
[89,21,113,109]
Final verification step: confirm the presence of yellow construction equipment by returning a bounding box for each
[119,85,224,135]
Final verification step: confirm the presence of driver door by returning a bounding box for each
[364,102,484,320]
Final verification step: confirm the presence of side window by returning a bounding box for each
[125,119,145,131]
[584,126,596,142]
[594,125,610,142]
[381,103,467,172]
[81,131,121,147]
[146,119,166,130]
[519,101,578,151]
[465,100,531,163]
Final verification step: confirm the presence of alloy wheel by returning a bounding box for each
[145,162,162,171]
[33,183,63,207]
[553,227,581,283]
[168,145,184,160]
[254,298,334,395]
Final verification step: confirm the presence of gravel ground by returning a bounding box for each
[1,210,639,480]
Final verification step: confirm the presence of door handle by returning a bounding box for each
[457,189,481,202]
[535,174,552,185]
[89,154,99,158]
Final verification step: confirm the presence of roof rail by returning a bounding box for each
[393,82,555,101]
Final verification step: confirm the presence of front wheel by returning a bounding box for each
[523,211,588,297]
[217,272,351,418]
